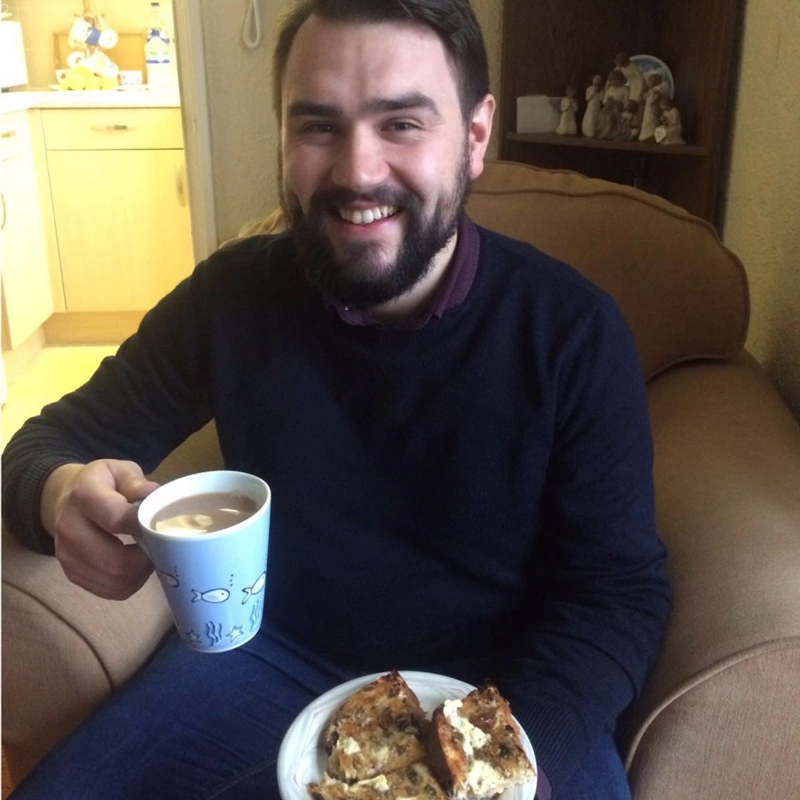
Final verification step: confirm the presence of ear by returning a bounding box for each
[467,93,496,180]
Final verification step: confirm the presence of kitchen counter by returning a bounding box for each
[0,89,180,115]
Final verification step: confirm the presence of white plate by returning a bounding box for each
[630,54,675,99]
[277,671,537,800]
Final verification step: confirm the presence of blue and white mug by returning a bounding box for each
[136,470,271,653]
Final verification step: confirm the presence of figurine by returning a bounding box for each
[638,73,663,142]
[581,74,603,137]
[615,52,645,105]
[595,69,629,140]
[619,100,639,140]
[555,86,579,135]
[656,96,685,144]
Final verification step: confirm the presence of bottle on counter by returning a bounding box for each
[144,2,175,93]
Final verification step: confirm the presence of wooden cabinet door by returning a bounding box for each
[1,151,54,348]
[47,148,194,312]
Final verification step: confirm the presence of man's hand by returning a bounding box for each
[42,460,161,600]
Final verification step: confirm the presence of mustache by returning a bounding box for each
[306,185,414,214]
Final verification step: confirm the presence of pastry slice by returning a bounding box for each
[308,762,448,800]
[322,671,428,783]
[426,683,536,799]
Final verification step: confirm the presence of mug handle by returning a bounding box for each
[129,500,152,559]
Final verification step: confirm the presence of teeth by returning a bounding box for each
[339,205,397,224]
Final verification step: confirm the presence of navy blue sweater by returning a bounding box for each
[2,226,671,792]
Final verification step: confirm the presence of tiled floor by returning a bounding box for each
[1,345,117,449]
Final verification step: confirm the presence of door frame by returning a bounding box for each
[173,0,217,262]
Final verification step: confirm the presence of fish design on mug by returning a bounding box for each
[158,571,179,588]
[241,572,266,604]
[191,588,230,604]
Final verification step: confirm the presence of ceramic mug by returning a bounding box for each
[136,470,271,653]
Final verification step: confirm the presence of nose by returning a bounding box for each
[330,126,389,192]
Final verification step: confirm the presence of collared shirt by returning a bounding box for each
[329,215,480,329]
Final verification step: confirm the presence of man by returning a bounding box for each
[2,1,671,798]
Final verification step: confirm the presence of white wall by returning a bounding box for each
[199,0,292,244]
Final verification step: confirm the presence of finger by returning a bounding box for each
[68,461,156,538]
[104,460,161,504]
[69,477,141,538]
[55,516,153,600]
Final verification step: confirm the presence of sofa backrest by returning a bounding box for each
[468,160,749,381]
[236,160,749,383]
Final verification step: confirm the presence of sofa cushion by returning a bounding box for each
[468,161,749,381]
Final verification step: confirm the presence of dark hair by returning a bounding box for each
[272,0,489,124]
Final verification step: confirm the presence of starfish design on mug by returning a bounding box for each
[185,630,203,647]
[227,626,245,643]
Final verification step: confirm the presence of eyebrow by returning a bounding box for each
[287,92,442,120]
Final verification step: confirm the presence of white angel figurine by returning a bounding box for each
[638,73,663,142]
[657,97,685,144]
[581,74,603,137]
[615,52,645,105]
[555,86,579,135]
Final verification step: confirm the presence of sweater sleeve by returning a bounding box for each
[497,293,672,793]
[1,268,213,555]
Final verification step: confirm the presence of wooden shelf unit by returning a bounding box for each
[499,0,744,228]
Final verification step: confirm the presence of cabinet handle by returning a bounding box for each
[175,163,187,208]
[1,192,6,232]
[1,129,17,140]
[90,124,138,132]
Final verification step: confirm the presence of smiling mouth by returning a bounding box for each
[337,205,399,225]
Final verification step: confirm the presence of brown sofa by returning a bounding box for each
[4,160,800,797]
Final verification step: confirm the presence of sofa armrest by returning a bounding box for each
[1,529,172,784]
[623,351,800,799]
[1,423,223,785]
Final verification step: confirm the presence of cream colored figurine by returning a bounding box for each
[582,74,603,137]
[638,73,663,142]
[555,86,579,135]
[656,96,685,144]
[615,52,645,105]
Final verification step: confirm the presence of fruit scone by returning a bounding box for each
[426,683,536,800]
[314,670,429,784]
[308,762,448,800]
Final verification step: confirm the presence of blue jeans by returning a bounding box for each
[10,625,631,800]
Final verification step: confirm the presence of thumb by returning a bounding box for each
[106,460,161,504]
[104,461,161,537]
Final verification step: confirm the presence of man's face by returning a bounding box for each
[280,16,492,309]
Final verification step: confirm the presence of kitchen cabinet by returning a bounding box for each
[499,0,743,228]
[1,110,54,349]
[41,107,193,313]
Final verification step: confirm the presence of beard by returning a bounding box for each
[283,142,472,309]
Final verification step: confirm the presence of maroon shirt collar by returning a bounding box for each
[328,215,480,330]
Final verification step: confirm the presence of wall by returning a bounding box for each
[722,0,800,418]
[198,0,291,244]
[8,0,164,88]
